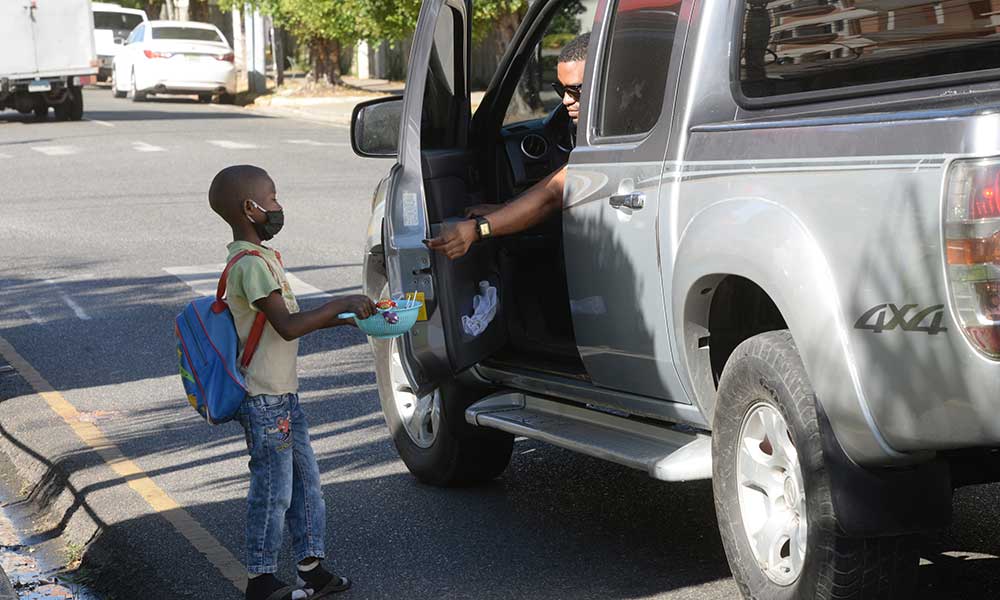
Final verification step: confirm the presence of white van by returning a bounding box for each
[92,2,148,82]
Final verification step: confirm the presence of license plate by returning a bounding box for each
[28,80,51,92]
[185,54,204,61]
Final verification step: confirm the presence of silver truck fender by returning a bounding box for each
[671,197,908,465]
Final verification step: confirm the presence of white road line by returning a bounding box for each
[43,279,91,320]
[133,141,165,152]
[164,264,331,299]
[23,309,43,326]
[285,139,347,147]
[90,119,115,128]
[31,146,77,156]
[207,140,259,150]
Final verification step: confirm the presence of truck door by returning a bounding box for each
[382,0,507,397]
[563,0,691,401]
[0,2,38,77]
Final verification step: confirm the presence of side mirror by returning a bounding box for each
[351,96,402,159]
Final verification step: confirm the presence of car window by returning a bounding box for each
[151,27,224,43]
[94,12,144,33]
[595,0,680,138]
[502,1,599,126]
[127,24,145,44]
[740,0,1000,100]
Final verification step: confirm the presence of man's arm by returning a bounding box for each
[425,165,567,260]
[254,293,376,341]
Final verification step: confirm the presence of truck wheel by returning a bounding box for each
[67,86,84,120]
[712,330,918,600]
[33,105,47,121]
[198,93,213,103]
[217,92,236,105]
[373,327,512,487]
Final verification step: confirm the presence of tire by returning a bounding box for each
[712,330,918,600]
[371,291,512,486]
[198,93,213,103]
[112,69,126,98]
[33,105,47,121]
[217,92,235,105]
[67,85,83,120]
[128,70,146,102]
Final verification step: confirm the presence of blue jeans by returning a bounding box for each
[238,393,326,574]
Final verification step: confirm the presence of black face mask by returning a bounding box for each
[248,200,284,240]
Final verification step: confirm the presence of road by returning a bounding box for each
[1,88,1000,600]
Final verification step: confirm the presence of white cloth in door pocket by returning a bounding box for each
[462,280,497,337]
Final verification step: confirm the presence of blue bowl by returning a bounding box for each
[338,300,422,339]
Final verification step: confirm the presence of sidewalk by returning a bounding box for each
[245,76,402,126]
[245,76,485,126]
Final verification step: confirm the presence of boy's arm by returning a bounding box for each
[254,292,377,341]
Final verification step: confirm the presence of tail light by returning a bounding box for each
[144,50,173,59]
[216,52,234,63]
[944,158,1000,358]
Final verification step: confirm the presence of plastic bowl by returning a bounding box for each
[338,300,422,339]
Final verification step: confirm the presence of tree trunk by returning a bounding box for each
[273,24,285,87]
[311,38,343,86]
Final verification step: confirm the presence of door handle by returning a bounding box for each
[609,192,645,210]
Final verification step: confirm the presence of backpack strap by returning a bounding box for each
[214,249,281,369]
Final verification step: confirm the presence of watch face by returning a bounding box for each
[479,222,491,237]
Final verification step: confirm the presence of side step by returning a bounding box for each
[466,393,712,482]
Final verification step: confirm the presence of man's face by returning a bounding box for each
[557,60,586,124]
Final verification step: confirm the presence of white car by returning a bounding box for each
[112,20,236,102]
[92,2,147,83]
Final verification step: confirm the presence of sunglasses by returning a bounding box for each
[552,82,583,101]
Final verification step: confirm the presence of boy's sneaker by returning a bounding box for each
[245,573,309,600]
[296,560,351,598]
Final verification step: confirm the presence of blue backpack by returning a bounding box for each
[175,250,270,424]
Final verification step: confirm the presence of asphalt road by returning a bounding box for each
[2,88,1000,600]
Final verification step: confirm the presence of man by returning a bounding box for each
[425,33,589,260]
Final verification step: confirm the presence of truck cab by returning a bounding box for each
[352,0,1000,597]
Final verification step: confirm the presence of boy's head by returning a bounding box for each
[209,165,283,241]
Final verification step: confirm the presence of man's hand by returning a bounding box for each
[424,219,477,259]
[465,203,503,218]
[338,295,377,320]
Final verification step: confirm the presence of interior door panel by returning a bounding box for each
[422,149,508,373]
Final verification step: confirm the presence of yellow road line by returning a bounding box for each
[0,335,247,591]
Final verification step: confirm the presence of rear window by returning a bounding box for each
[739,0,1000,100]
[151,27,224,43]
[93,11,144,32]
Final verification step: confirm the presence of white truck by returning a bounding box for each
[0,0,97,121]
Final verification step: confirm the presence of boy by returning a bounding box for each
[209,165,376,600]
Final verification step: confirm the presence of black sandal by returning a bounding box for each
[264,585,305,600]
[308,575,351,598]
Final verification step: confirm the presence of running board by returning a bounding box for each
[465,393,712,482]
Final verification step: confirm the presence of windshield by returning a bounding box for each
[93,11,144,40]
[151,27,224,43]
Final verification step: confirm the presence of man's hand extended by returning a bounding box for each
[424,219,477,260]
[425,165,566,260]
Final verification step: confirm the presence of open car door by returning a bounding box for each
[380,0,507,397]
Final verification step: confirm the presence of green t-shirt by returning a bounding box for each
[225,241,300,396]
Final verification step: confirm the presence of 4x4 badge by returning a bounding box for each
[855,304,947,335]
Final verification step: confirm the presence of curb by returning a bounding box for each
[0,565,14,600]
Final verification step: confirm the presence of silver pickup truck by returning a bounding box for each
[351,0,1000,597]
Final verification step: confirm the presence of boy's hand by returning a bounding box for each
[340,295,377,320]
